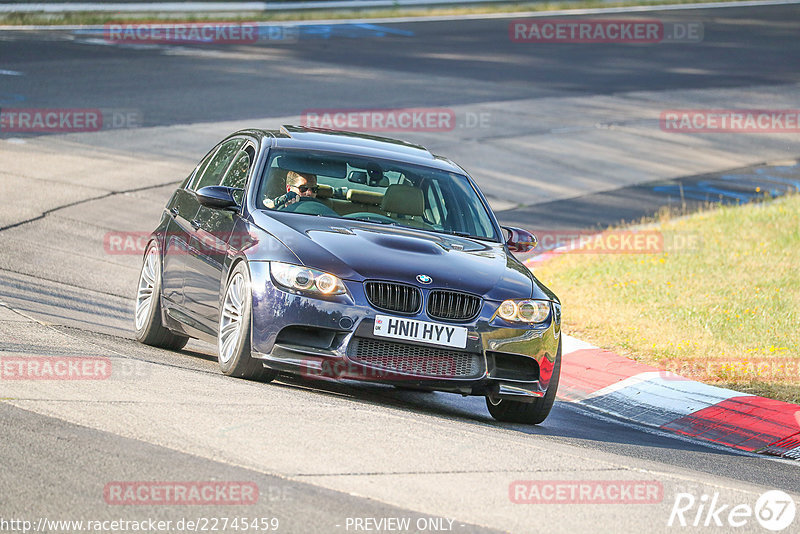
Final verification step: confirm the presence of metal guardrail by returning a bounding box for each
[0,0,522,13]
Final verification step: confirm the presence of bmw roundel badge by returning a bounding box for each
[416,274,433,284]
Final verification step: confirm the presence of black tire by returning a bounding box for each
[486,341,561,424]
[217,262,278,382]
[134,243,189,350]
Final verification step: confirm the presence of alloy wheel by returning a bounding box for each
[135,248,159,331]
[219,272,247,364]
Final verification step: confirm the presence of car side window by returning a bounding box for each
[187,149,217,190]
[424,180,446,227]
[194,138,245,190]
[220,149,252,204]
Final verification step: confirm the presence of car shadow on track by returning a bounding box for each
[50,326,758,460]
[266,372,752,458]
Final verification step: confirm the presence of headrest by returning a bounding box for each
[347,189,384,206]
[381,184,424,216]
[316,184,334,198]
[265,168,290,201]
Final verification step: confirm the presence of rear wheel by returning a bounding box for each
[218,262,278,382]
[486,341,561,425]
[134,243,189,350]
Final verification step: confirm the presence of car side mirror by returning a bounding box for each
[502,226,537,253]
[196,186,240,211]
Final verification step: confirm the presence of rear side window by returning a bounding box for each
[184,148,215,190]
[194,138,244,190]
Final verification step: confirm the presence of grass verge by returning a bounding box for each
[534,194,800,403]
[0,0,761,26]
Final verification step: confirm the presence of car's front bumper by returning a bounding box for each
[248,262,561,401]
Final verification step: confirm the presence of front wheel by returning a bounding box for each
[134,243,189,350]
[218,262,278,382]
[486,342,561,425]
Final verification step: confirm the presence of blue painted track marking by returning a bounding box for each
[652,162,800,203]
[297,23,414,39]
[0,93,25,105]
[72,23,414,42]
[755,165,800,190]
[651,184,753,202]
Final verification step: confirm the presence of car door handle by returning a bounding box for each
[190,219,202,230]
[169,207,179,218]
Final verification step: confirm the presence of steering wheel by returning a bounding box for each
[343,212,398,224]
[281,197,339,217]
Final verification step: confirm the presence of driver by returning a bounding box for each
[266,171,318,208]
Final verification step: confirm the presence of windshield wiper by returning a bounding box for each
[441,230,497,242]
[346,216,397,225]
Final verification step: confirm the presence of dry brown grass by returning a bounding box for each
[535,194,800,402]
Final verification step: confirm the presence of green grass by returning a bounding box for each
[0,0,759,26]
[535,194,800,403]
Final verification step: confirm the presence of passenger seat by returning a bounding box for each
[380,184,432,230]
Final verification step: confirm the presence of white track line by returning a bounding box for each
[1,0,515,14]
[1,0,799,31]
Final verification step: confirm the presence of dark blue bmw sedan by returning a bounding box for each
[135,126,562,424]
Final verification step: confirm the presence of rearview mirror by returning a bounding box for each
[196,186,240,211]
[348,171,368,184]
[502,226,537,253]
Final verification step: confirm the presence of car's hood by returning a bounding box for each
[251,211,555,302]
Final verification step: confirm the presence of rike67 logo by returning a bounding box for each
[668,490,796,531]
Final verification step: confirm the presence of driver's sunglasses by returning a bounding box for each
[296,185,319,193]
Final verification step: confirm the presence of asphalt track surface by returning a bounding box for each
[1,4,799,534]
[2,5,799,126]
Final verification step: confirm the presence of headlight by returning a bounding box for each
[496,299,550,323]
[270,262,347,296]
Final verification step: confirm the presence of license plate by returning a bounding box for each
[373,315,468,349]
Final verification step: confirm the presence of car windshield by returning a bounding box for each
[256,149,499,241]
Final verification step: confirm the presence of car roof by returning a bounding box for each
[241,125,466,174]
